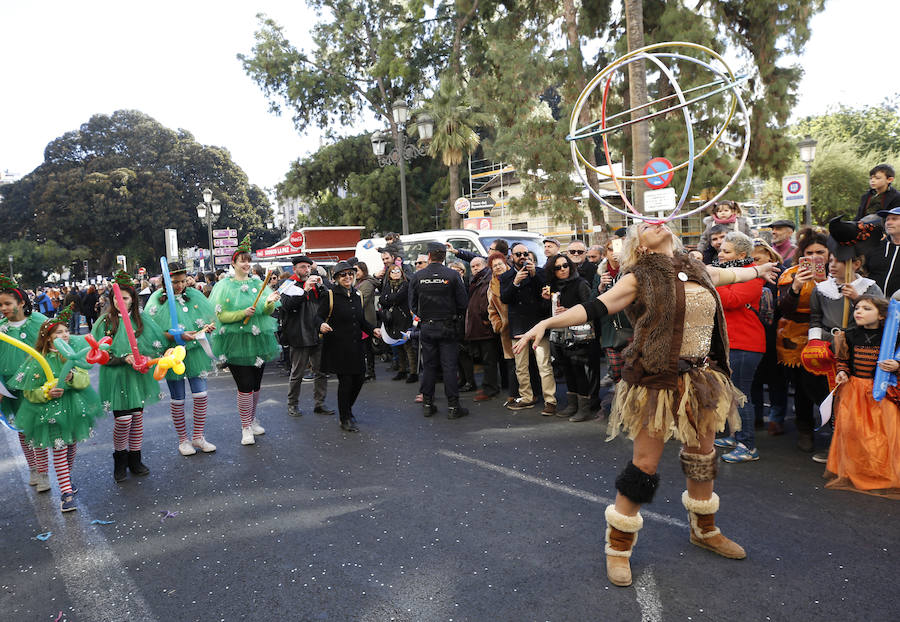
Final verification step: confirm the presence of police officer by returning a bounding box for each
[408,242,469,418]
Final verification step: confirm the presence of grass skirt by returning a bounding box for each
[825,376,900,500]
[608,367,744,446]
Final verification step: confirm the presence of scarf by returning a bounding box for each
[713,214,737,225]
[711,257,754,269]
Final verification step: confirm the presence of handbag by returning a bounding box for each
[609,312,633,350]
[549,322,596,349]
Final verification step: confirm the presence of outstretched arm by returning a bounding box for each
[708,262,779,286]
[513,273,638,352]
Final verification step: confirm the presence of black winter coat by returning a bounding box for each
[380,279,413,337]
[280,278,326,348]
[856,186,900,220]
[317,285,376,375]
[499,267,550,336]
[465,267,493,341]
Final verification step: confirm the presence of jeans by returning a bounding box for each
[166,376,208,401]
[68,312,82,335]
[730,349,763,449]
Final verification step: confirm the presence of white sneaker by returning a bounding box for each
[192,437,217,453]
[178,440,197,456]
[36,472,51,492]
[250,418,265,435]
[28,468,39,486]
[241,427,256,445]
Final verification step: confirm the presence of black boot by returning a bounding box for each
[392,370,408,381]
[569,396,595,422]
[423,401,437,417]
[447,403,469,419]
[113,450,128,483]
[127,450,150,476]
[558,392,579,418]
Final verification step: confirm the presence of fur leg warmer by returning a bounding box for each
[679,448,718,481]
[615,461,660,504]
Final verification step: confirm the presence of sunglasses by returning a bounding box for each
[568,249,585,255]
[336,271,354,278]
[513,251,530,257]
[414,261,426,265]
[554,264,569,271]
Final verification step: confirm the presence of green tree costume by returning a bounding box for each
[91,312,166,411]
[209,276,280,367]
[0,311,49,419]
[144,287,217,380]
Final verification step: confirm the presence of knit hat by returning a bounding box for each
[113,270,135,288]
[232,234,252,261]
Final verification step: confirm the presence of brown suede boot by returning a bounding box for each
[604,505,643,587]
[682,492,746,559]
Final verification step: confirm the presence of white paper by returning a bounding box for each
[817,387,837,429]
[279,282,304,297]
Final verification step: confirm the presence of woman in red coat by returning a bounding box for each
[713,231,766,462]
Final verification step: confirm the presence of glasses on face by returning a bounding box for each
[554,264,569,271]
[336,272,354,279]
[513,251,529,257]
[568,249,585,255]
[414,261,426,266]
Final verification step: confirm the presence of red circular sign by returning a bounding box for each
[289,231,304,248]
[787,181,801,194]
[643,157,674,189]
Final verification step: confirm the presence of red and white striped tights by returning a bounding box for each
[170,392,209,442]
[32,444,77,493]
[113,411,144,451]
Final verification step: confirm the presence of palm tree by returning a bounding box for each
[416,74,493,229]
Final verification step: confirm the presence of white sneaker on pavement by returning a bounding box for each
[192,437,217,453]
[36,472,51,492]
[178,440,197,456]
[241,427,256,446]
[29,468,39,486]
[250,418,265,435]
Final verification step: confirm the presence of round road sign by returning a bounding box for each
[787,180,801,194]
[643,157,674,189]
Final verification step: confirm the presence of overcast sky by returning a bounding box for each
[0,0,894,193]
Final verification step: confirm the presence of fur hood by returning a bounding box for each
[620,252,731,389]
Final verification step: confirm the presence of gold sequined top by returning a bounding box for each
[680,286,715,359]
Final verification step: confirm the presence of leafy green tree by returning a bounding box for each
[0,110,273,275]
[795,98,900,160]
[0,239,89,288]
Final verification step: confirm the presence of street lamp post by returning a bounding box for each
[7,255,12,278]
[196,188,221,272]
[798,135,818,226]
[371,100,434,235]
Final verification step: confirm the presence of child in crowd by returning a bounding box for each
[856,163,899,220]
[826,295,900,498]
[145,262,218,456]
[9,306,103,512]
[0,274,49,489]
[697,200,754,257]
[92,271,166,482]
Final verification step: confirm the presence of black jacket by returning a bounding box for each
[499,266,550,336]
[280,277,326,348]
[408,262,468,321]
[317,285,376,375]
[865,237,900,298]
[856,186,900,220]
[380,279,413,337]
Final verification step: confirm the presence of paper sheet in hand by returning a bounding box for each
[380,323,409,346]
[817,388,837,429]
[278,280,304,296]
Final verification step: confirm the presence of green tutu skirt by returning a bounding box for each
[213,327,280,367]
[98,364,162,412]
[15,388,104,449]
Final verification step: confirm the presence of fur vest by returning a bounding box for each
[620,252,731,389]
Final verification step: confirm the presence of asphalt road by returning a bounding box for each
[1,359,898,622]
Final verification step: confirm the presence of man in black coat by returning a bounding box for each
[408,242,469,418]
[500,243,556,414]
[281,255,335,417]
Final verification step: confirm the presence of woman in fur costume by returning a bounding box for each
[514,221,778,587]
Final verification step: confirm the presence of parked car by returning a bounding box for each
[355,229,546,272]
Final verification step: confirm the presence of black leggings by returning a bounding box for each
[228,364,266,393]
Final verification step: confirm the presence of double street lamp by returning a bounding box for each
[371,99,434,235]
[798,135,818,226]
[196,188,221,272]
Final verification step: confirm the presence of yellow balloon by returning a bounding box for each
[0,332,56,386]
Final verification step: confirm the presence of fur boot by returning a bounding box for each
[557,392,578,417]
[605,505,643,587]
[681,491,746,559]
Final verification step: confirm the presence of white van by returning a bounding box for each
[355,229,546,272]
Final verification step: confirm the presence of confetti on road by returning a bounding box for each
[90,519,115,525]
[34,532,52,541]
[158,510,178,522]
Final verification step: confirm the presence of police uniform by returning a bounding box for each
[408,242,469,416]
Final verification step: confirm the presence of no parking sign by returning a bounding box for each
[643,157,674,189]
[782,174,807,208]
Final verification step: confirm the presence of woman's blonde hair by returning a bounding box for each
[751,238,783,264]
[619,223,684,268]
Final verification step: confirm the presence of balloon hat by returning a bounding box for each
[567,41,751,225]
